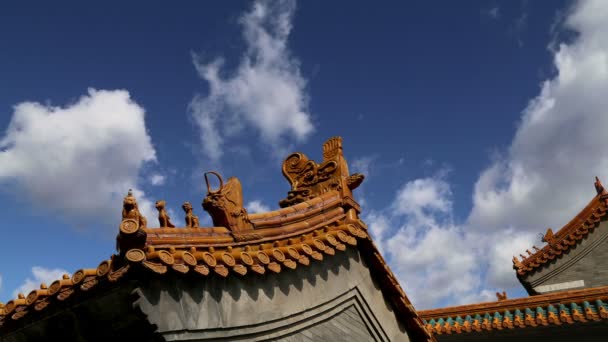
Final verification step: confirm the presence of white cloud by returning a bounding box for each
[466,0,608,289]
[380,1,608,308]
[393,177,452,217]
[486,229,537,288]
[246,200,271,213]
[190,0,314,162]
[368,176,487,309]
[381,0,608,307]
[149,173,166,186]
[13,266,68,298]
[0,88,157,226]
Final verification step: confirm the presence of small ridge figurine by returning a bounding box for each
[182,201,200,228]
[155,200,175,228]
[496,291,507,301]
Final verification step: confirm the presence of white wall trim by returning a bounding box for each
[534,280,585,293]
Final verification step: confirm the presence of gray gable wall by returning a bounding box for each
[134,248,411,342]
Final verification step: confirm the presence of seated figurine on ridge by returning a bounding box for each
[182,201,200,228]
[155,200,175,228]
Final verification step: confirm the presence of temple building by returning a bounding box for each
[2,137,608,341]
[0,137,431,342]
[419,177,608,340]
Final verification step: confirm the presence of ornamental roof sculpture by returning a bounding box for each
[0,137,433,342]
[512,177,608,276]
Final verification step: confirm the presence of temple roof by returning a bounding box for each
[419,285,608,336]
[512,177,608,276]
[0,137,433,342]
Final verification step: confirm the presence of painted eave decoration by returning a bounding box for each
[419,285,608,335]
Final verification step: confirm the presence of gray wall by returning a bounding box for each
[134,248,410,342]
[266,305,374,341]
[521,218,608,293]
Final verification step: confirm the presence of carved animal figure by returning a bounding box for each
[182,201,200,228]
[122,189,147,229]
[202,171,252,232]
[155,200,175,228]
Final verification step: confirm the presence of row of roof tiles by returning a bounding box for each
[420,286,608,335]
[0,222,434,341]
[0,224,366,328]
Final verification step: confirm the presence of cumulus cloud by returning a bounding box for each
[366,1,608,308]
[382,0,608,308]
[393,177,452,218]
[0,89,157,226]
[190,0,314,162]
[467,0,608,289]
[246,200,271,213]
[377,2,608,306]
[12,266,69,298]
[367,176,488,309]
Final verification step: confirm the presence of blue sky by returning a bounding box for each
[2,0,607,309]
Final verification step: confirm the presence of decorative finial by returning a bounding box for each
[595,176,607,195]
[127,188,133,197]
[323,136,343,160]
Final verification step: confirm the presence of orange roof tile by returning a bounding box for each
[512,178,608,276]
